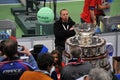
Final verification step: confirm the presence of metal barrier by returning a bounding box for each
[0,20,16,37]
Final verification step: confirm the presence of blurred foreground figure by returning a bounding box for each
[83,67,112,80]
[19,53,54,80]
[0,39,34,80]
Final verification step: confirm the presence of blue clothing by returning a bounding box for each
[0,60,34,80]
[28,55,39,70]
[0,55,39,70]
[0,56,4,61]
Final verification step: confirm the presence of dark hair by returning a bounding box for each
[31,44,43,61]
[51,49,61,64]
[70,47,81,58]
[2,39,18,59]
[37,53,54,71]
[51,49,63,73]
[0,40,6,56]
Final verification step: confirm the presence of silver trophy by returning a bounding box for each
[64,23,110,70]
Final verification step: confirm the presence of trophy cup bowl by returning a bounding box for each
[74,23,95,36]
[73,23,95,45]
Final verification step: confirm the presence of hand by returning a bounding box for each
[3,54,7,58]
[105,4,110,9]
[93,20,97,27]
[69,27,74,30]
[18,46,31,56]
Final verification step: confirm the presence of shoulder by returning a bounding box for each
[22,71,33,75]
[61,65,72,72]
[0,60,34,70]
[23,71,53,80]
[54,20,61,25]
[68,17,75,24]
[83,62,93,67]
[0,56,5,62]
[21,61,35,70]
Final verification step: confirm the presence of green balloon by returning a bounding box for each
[37,7,54,23]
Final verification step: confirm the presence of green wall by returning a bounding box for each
[0,0,120,37]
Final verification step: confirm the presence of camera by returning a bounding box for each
[17,45,24,51]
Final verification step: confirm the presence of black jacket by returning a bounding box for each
[54,17,75,48]
[61,58,93,80]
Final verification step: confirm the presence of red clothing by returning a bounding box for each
[55,62,65,80]
[61,62,65,67]
[81,0,97,23]
[95,0,105,16]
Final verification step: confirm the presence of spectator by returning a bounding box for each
[80,0,110,26]
[77,69,118,80]
[95,0,110,26]
[30,44,58,80]
[61,47,93,80]
[54,9,76,58]
[87,67,112,80]
[0,39,34,80]
[19,53,54,80]
[30,44,48,61]
[80,0,97,25]
[0,39,39,70]
[51,50,65,80]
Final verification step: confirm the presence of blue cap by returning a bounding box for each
[38,45,48,56]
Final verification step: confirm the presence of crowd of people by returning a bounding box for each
[0,38,118,80]
[0,0,118,80]
[0,39,117,80]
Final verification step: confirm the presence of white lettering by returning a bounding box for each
[3,69,22,75]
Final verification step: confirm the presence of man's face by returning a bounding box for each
[60,10,69,22]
